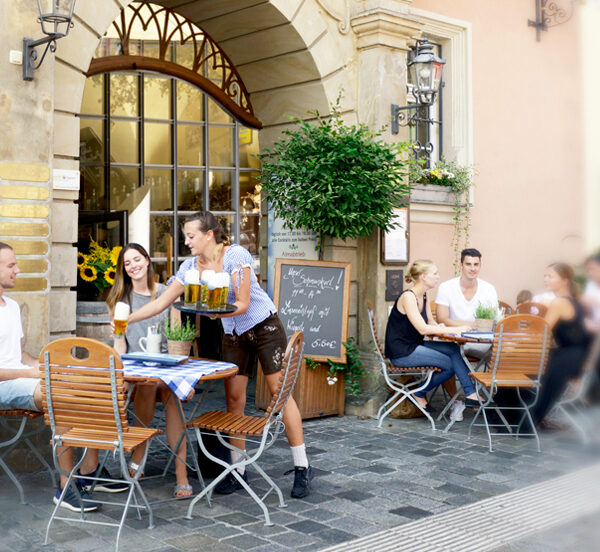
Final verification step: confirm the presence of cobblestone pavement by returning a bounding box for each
[1,383,598,552]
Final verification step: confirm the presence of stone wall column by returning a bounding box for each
[347,4,423,416]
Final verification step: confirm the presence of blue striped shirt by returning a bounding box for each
[174,244,277,336]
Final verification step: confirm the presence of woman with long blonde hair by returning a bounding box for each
[385,259,482,413]
[108,243,192,498]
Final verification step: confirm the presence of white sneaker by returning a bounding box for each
[449,400,465,422]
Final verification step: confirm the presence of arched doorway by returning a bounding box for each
[77,2,262,292]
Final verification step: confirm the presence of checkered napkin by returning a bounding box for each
[122,358,237,400]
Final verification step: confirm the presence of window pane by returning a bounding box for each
[177,81,204,122]
[177,125,204,166]
[207,97,232,124]
[239,127,260,169]
[80,119,104,164]
[144,76,171,119]
[81,74,103,115]
[110,120,139,163]
[80,166,105,211]
[177,214,190,257]
[239,172,260,213]
[209,126,233,166]
[209,170,233,211]
[217,215,235,244]
[109,167,139,210]
[145,169,172,211]
[175,42,195,72]
[152,260,170,284]
[150,215,173,261]
[177,170,204,211]
[110,74,138,117]
[240,214,260,256]
[144,123,172,165]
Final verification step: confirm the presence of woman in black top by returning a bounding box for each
[385,260,481,412]
[531,262,591,426]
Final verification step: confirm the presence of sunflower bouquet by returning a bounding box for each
[77,238,121,291]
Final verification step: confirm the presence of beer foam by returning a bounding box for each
[114,301,130,320]
[219,272,230,288]
[185,269,200,284]
[201,269,215,283]
[207,273,218,290]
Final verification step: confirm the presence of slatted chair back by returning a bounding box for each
[367,301,387,367]
[263,331,304,420]
[429,300,438,322]
[40,337,127,437]
[515,301,547,317]
[498,301,514,315]
[489,315,550,377]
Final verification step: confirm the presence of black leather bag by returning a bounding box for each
[196,431,231,479]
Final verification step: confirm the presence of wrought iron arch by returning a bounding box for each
[87,1,261,129]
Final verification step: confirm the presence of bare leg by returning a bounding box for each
[223,375,249,453]
[157,384,190,495]
[264,371,304,447]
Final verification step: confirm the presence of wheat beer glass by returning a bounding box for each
[184,269,200,305]
[113,302,130,337]
[200,269,215,305]
[218,272,230,310]
[207,274,220,309]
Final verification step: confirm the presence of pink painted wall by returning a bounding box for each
[410,0,584,306]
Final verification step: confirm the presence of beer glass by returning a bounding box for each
[200,269,215,305]
[207,274,220,309]
[113,302,130,337]
[218,272,230,310]
[184,269,200,305]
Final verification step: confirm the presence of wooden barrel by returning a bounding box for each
[76,301,112,344]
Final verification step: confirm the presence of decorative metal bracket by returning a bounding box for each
[528,0,577,41]
[23,35,58,80]
[391,104,440,156]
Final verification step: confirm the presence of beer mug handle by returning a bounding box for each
[139,337,147,352]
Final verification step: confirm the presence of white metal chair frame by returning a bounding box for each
[0,410,57,503]
[468,317,550,452]
[185,331,304,526]
[367,302,439,430]
[41,337,160,551]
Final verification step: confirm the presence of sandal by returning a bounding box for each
[128,460,144,479]
[174,483,193,498]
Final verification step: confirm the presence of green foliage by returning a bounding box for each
[258,100,410,256]
[475,303,497,320]
[306,338,365,398]
[409,156,474,273]
[163,317,197,341]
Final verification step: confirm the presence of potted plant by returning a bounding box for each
[409,156,474,273]
[258,99,410,258]
[474,303,498,332]
[163,318,197,356]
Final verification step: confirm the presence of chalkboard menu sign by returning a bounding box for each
[274,259,351,363]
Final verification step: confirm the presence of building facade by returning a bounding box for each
[1,0,596,412]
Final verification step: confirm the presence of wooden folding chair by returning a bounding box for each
[40,337,161,551]
[515,301,547,317]
[468,315,550,452]
[498,300,514,315]
[185,331,304,526]
[551,329,600,443]
[367,301,440,430]
[0,409,57,504]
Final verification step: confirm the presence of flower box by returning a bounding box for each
[410,183,455,205]
[255,360,345,419]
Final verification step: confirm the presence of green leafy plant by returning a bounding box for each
[258,99,410,258]
[306,338,365,397]
[409,156,474,273]
[475,303,497,320]
[163,317,197,341]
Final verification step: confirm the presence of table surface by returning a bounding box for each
[123,356,238,383]
[438,332,494,344]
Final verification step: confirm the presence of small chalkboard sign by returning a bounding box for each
[274,259,351,363]
[385,270,404,302]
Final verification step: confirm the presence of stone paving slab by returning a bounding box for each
[1,382,599,551]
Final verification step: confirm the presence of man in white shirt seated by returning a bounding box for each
[435,248,498,420]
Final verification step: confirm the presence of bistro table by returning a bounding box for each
[123,357,238,500]
[436,332,496,432]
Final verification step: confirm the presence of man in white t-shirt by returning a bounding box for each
[435,248,498,421]
[0,243,127,511]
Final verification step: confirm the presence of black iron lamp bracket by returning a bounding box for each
[391,104,440,135]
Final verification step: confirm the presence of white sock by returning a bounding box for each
[231,449,245,475]
[290,443,309,468]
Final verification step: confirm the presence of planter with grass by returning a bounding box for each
[474,303,498,332]
[163,318,197,356]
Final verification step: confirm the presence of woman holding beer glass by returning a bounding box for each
[107,243,192,498]
[127,212,313,499]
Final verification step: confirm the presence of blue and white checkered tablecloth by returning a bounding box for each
[123,358,237,401]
